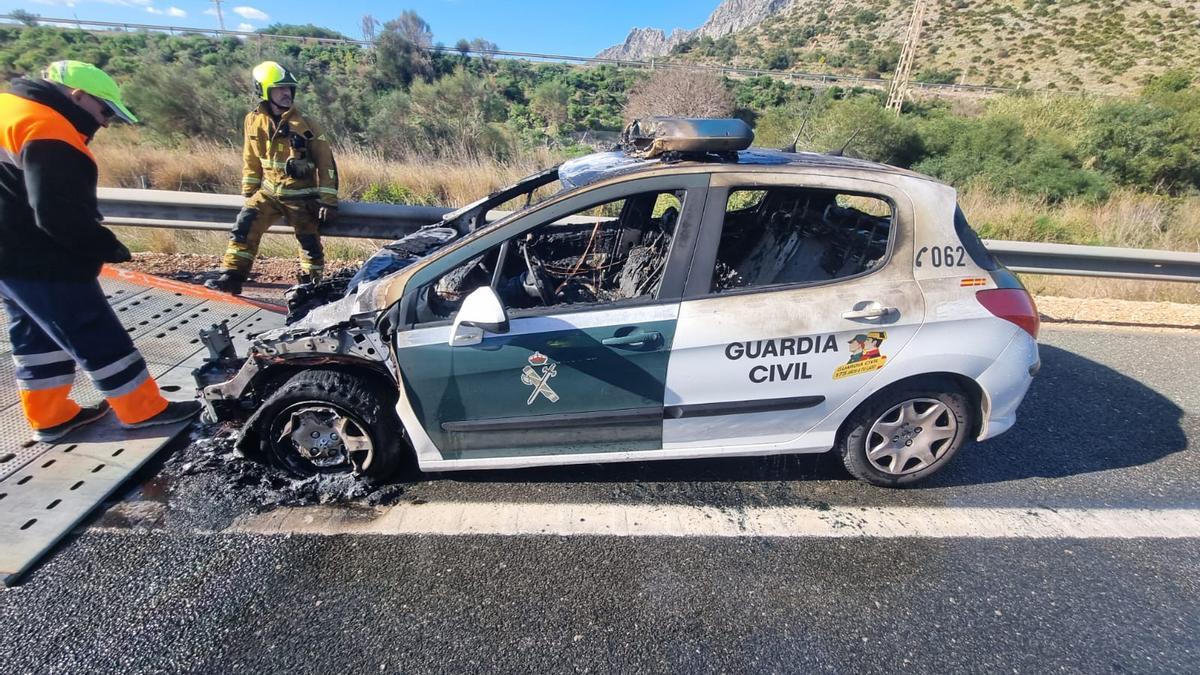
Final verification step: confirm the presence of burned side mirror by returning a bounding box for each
[449,286,509,347]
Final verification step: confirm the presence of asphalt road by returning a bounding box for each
[1,326,1197,673]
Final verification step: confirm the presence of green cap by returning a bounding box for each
[42,60,138,124]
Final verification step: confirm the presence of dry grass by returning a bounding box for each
[92,135,550,203]
[958,186,1200,252]
[92,137,1200,303]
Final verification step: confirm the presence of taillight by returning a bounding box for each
[976,289,1040,339]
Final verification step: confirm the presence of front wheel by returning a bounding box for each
[838,384,973,487]
[255,369,403,479]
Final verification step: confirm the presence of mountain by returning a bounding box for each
[600,0,1200,94]
[597,0,796,60]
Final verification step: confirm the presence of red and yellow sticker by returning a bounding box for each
[833,331,888,380]
[960,277,988,287]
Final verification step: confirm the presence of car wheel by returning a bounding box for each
[256,369,402,479]
[838,383,972,487]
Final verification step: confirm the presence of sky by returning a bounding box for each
[1,0,721,56]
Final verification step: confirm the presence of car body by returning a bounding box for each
[196,121,1040,487]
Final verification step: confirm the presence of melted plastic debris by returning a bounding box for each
[558,151,660,189]
[162,424,408,509]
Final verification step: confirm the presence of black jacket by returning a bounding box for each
[0,78,125,280]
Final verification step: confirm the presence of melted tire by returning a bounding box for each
[256,369,402,479]
[837,383,972,488]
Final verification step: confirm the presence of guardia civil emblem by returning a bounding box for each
[521,351,559,404]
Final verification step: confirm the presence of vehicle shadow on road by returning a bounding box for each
[930,343,1186,487]
[444,343,1186,488]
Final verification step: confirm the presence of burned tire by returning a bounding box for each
[837,382,972,488]
[256,369,402,479]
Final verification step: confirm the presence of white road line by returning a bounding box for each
[215,503,1200,539]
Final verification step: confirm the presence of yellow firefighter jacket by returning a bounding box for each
[240,102,338,206]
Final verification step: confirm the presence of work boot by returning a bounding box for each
[120,400,202,430]
[204,272,244,295]
[297,270,323,285]
[33,401,111,443]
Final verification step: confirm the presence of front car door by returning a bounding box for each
[663,168,927,454]
[392,173,709,467]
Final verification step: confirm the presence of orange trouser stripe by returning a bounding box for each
[107,375,168,424]
[20,384,81,430]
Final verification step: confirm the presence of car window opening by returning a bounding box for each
[419,190,682,323]
[711,187,892,293]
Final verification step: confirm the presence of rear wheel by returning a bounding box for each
[838,383,972,487]
[256,369,402,479]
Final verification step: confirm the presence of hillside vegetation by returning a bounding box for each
[2,15,1199,303]
[668,0,1200,93]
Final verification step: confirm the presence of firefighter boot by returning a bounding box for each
[296,269,323,286]
[204,271,245,295]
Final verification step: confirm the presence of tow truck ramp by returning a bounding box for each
[0,268,286,586]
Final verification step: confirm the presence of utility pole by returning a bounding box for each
[886,0,928,116]
[211,0,226,31]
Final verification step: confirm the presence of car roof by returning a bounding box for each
[558,148,944,191]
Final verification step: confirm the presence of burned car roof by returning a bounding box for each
[558,148,943,191]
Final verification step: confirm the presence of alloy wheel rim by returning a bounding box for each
[277,403,374,471]
[866,398,958,476]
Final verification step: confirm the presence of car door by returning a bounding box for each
[662,170,926,451]
[392,174,708,463]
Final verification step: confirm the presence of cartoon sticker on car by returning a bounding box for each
[833,331,888,380]
[521,351,559,404]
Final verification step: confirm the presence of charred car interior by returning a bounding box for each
[712,188,892,292]
[416,190,683,323]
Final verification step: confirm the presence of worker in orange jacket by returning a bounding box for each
[0,61,201,441]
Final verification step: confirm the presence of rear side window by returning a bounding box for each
[710,187,892,293]
[954,206,999,271]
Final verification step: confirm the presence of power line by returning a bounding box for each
[0,14,1020,98]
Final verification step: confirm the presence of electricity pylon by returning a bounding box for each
[211,0,226,31]
[886,0,928,116]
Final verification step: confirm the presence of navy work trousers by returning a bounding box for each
[0,276,166,429]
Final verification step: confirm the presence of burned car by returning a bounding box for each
[196,118,1040,487]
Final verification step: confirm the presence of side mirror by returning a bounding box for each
[449,286,509,347]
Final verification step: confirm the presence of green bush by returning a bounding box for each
[361,183,427,204]
[915,115,1109,202]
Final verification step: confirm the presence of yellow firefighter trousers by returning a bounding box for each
[220,192,324,277]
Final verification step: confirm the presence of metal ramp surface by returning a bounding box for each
[0,268,287,585]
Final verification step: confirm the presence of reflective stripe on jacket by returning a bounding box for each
[240,102,339,206]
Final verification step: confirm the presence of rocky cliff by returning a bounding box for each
[597,0,796,60]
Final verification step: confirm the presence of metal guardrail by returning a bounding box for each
[99,188,451,240]
[96,188,1200,283]
[981,240,1200,283]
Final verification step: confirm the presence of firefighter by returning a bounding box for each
[206,61,339,294]
[0,61,201,442]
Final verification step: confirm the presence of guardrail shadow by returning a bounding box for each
[445,343,1186,488]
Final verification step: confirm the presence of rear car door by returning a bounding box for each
[393,174,708,463]
[663,170,926,451]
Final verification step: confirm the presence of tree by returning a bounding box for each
[531,80,570,132]
[259,24,348,40]
[623,69,734,121]
[10,9,39,27]
[374,11,434,88]
[361,15,379,42]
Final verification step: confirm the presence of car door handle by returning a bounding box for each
[842,302,895,320]
[602,331,662,348]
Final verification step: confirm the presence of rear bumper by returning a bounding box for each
[975,332,1039,441]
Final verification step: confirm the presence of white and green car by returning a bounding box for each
[197,119,1040,487]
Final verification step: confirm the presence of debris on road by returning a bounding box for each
[162,424,408,509]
